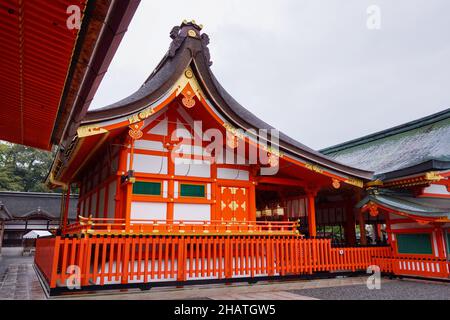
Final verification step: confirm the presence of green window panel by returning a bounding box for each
[396,233,433,255]
[180,184,205,197]
[133,181,161,196]
[446,232,450,254]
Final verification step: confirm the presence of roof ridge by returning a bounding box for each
[321,107,450,154]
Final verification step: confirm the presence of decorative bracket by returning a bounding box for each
[128,122,144,140]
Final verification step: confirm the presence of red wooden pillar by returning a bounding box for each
[358,209,367,245]
[62,184,71,232]
[434,227,447,259]
[124,137,136,232]
[125,121,144,231]
[375,224,382,241]
[306,188,318,238]
[166,111,176,223]
[344,196,357,246]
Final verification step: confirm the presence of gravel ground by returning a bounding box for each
[290,279,450,300]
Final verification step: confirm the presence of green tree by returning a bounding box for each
[0,141,55,192]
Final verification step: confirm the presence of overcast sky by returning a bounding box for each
[90,0,450,150]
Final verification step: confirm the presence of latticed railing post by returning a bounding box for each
[177,236,186,282]
[49,236,61,289]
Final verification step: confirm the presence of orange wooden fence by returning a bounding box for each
[374,256,449,280]
[35,235,392,290]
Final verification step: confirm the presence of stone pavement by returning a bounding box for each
[0,248,46,300]
[61,276,368,300]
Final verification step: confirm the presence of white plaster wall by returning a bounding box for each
[134,140,166,152]
[148,117,168,135]
[177,144,204,155]
[128,154,168,174]
[424,184,450,195]
[173,203,211,221]
[130,202,167,222]
[163,180,168,198]
[174,159,210,177]
[175,120,192,138]
[217,168,249,180]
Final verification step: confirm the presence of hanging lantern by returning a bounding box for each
[262,206,272,217]
[256,210,262,218]
[267,152,279,167]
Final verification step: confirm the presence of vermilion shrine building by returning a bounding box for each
[34,21,449,294]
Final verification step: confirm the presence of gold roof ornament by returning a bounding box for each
[366,179,383,187]
[425,171,443,181]
[332,178,341,189]
[77,124,108,138]
[182,19,203,30]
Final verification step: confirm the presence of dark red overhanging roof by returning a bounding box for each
[0,0,140,150]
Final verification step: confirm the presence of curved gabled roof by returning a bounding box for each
[80,21,373,181]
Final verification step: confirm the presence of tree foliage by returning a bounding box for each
[0,142,55,192]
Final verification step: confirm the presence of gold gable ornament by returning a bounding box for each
[332,178,341,189]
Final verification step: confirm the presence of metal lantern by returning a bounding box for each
[274,205,284,216]
[262,206,272,217]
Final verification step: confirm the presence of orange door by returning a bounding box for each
[218,186,248,221]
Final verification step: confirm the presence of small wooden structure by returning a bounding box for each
[22,230,52,256]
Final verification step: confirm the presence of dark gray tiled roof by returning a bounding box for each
[0,191,78,220]
[321,109,450,176]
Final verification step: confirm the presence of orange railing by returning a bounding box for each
[374,256,450,280]
[63,217,299,236]
[34,236,58,286]
[35,236,392,290]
